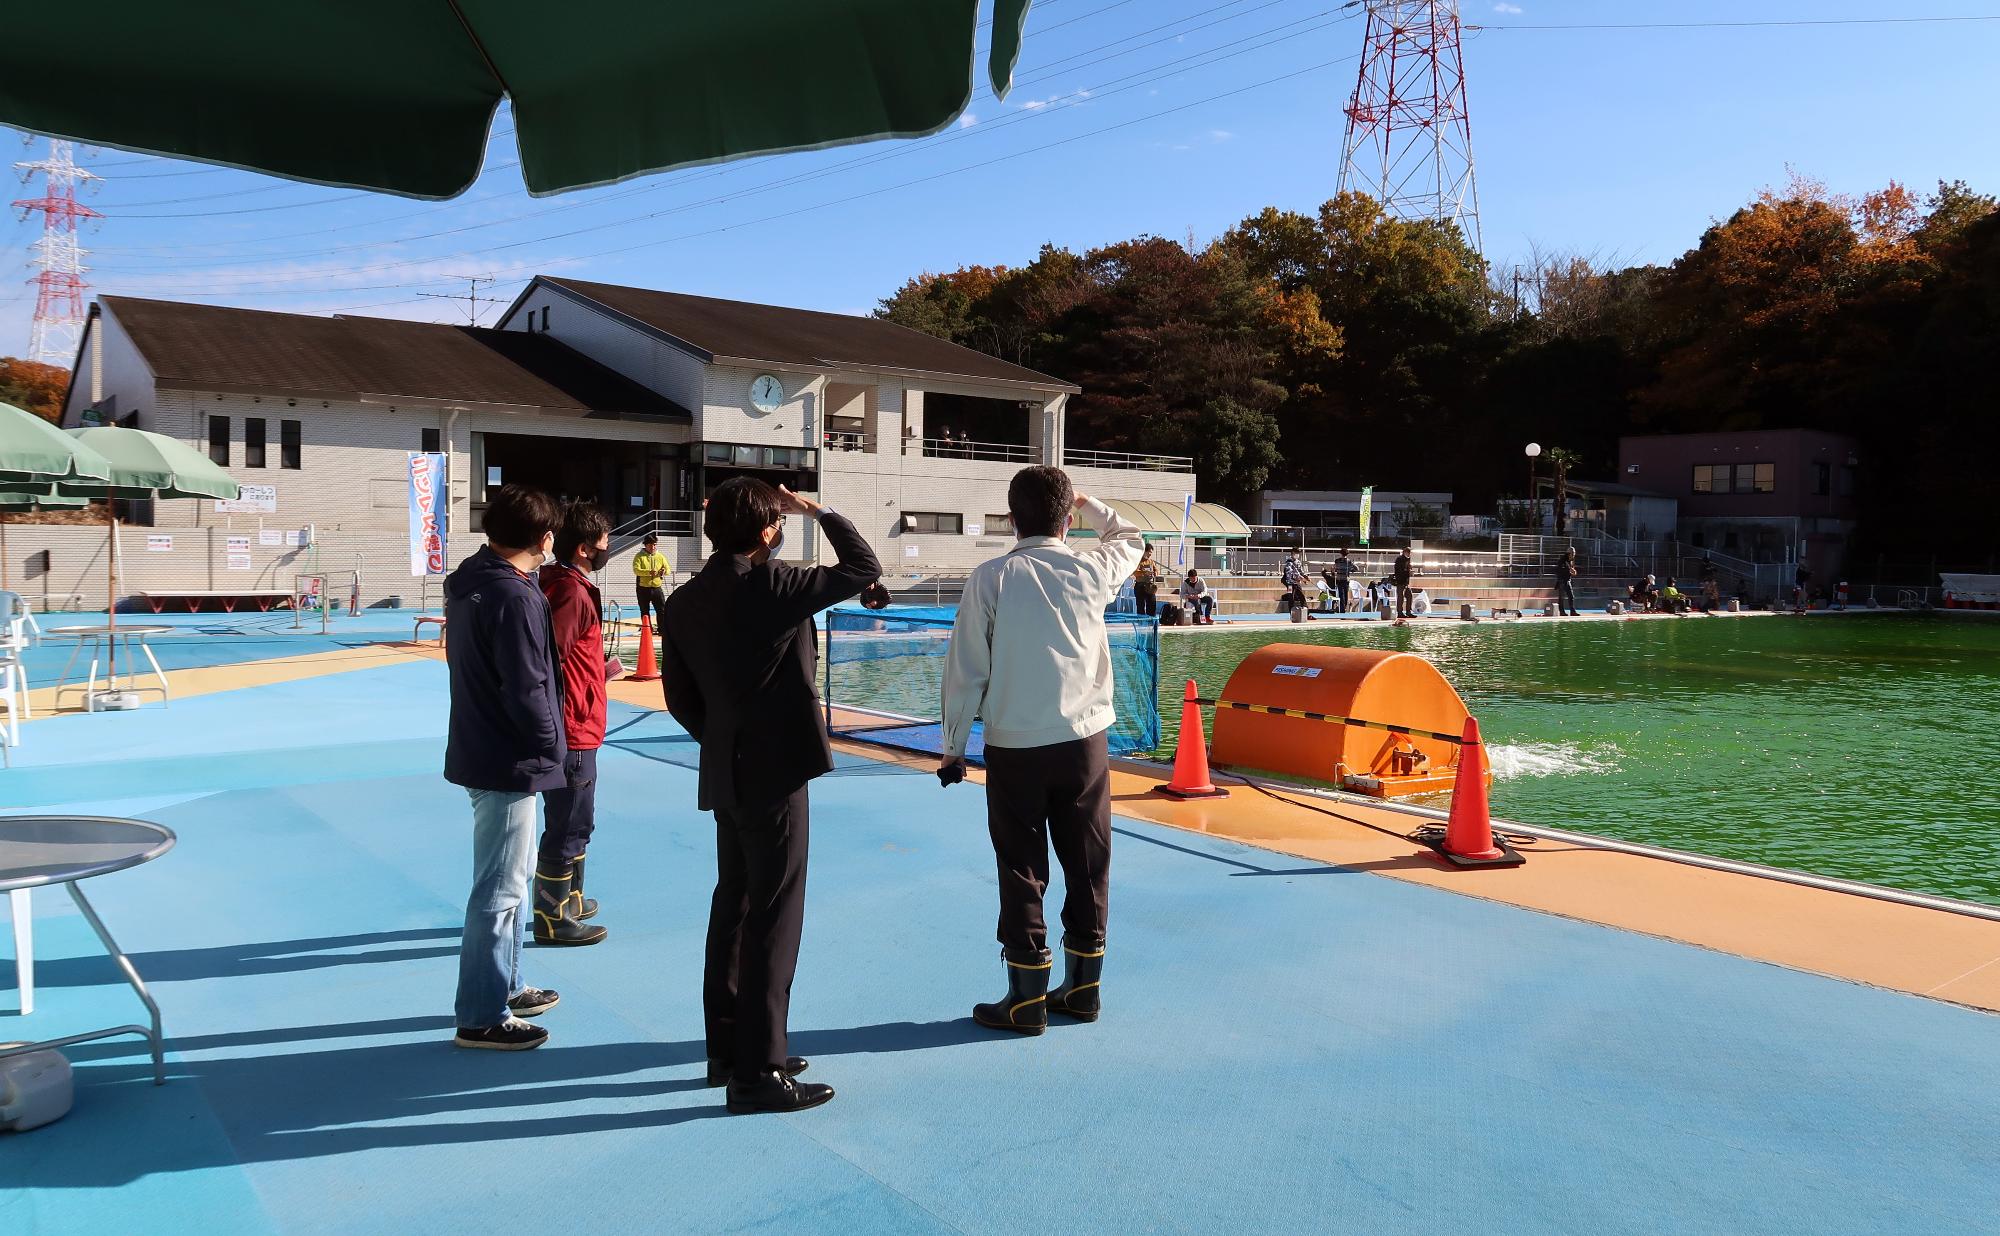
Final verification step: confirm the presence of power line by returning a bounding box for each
[118,52,1355,304]
[84,0,1313,256]
[1469,15,2000,32]
[127,10,1357,294]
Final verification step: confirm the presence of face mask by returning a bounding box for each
[587,546,611,572]
[768,525,785,556]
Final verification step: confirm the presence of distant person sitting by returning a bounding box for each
[1281,549,1310,615]
[1629,574,1659,611]
[1181,569,1217,625]
[1318,564,1340,613]
[1658,578,1688,614]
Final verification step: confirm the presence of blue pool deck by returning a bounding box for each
[2,616,1997,1234]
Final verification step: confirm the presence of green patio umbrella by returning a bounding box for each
[0,400,112,484]
[0,400,111,591]
[42,427,242,694]
[0,1,1035,199]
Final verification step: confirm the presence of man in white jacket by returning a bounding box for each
[939,466,1146,1035]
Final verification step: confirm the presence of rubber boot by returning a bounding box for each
[533,864,607,946]
[972,948,1051,1035]
[1047,934,1104,1022]
[572,852,599,922]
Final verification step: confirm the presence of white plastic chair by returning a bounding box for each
[0,592,28,723]
[0,654,20,766]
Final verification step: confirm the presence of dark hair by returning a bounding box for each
[482,483,562,552]
[554,501,613,563]
[1007,466,1073,538]
[704,476,785,555]
[642,532,659,546]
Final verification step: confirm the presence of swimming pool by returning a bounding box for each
[1157,614,2000,907]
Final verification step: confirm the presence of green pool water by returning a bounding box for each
[1156,614,2000,907]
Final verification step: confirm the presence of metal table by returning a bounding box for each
[1,816,175,1085]
[46,624,174,711]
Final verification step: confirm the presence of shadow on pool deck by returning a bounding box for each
[6,656,2000,1234]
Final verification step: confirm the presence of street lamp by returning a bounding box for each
[1524,442,1542,532]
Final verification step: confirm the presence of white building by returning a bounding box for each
[54,281,1209,605]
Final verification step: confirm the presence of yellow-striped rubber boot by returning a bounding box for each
[1048,935,1104,1022]
[972,948,1051,1035]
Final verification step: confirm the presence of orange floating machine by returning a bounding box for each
[1208,644,1488,799]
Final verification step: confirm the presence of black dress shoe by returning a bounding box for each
[707,1056,808,1087]
[725,1070,835,1114]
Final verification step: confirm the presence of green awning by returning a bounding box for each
[1073,499,1252,542]
[0,1,1034,199]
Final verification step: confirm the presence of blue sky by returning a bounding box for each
[4,0,1997,356]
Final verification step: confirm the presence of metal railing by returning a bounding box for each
[919,437,1036,463]
[822,429,873,453]
[1062,446,1194,473]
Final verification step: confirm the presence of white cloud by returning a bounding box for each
[957,111,979,129]
[1018,88,1092,113]
[1209,129,1234,142]
[1493,3,1522,13]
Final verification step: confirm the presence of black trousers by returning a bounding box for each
[1335,579,1351,612]
[984,732,1111,956]
[1134,583,1156,617]
[1557,578,1578,616]
[1395,583,1414,617]
[704,786,810,1078]
[635,585,668,630]
[538,747,598,865]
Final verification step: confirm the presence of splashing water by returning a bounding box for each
[1485,742,1620,780]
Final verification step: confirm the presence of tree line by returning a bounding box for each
[876,177,1999,562]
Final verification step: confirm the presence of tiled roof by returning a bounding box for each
[101,296,689,418]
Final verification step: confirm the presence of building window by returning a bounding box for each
[1812,462,1830,496]
[985,513,1014,536]
[540,306,550,333]
[422,427,440,454]
[244,417,266,468]
[901,511,963,534]
[207,415,229,466]
[280,419,302,469]
[1693,462,1774,494]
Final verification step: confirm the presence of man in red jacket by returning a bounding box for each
[534,502,623,946]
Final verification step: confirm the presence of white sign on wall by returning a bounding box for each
[226,535,251,553]
[259,530,284,546]
[227,554,253,572]
[146,535,173,553]
[965,522,983,537]
[904,544,920,559]
[213,484,277,514]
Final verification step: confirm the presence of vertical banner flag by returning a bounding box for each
[1178,493,1194,566]
[407,451,448,577]
[1357,485,1374,548]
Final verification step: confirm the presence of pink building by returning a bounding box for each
[1618,429,1859,581]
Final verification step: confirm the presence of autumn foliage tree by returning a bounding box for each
[879,178,1998,564]
[0,357,68,422]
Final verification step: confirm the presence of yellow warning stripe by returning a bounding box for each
[1214,700,1467,745]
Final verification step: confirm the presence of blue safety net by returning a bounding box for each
[823,605,1159,760]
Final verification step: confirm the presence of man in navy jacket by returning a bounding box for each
[443,484,568,1051]
[660,478,879,1113]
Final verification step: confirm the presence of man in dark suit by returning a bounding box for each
[659,478,879,1114]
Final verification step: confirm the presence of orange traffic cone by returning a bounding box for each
[628,620,661,683]
[1156,679,1228,799]
[1422,716,1523,867]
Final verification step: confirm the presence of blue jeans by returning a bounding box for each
[1188,595,1215,621]
[455,788,538,1029]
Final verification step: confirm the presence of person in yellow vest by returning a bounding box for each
[633,533,670,635]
